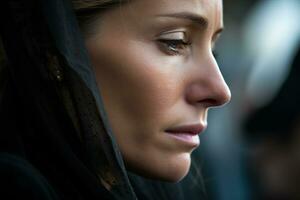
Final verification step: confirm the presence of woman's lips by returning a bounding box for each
[164,124,206,147]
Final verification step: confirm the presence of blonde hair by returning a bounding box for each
[72,0,126,36]
[72,0,122,10]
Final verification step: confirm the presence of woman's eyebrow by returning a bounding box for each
[156,12,224,36]
[156,12,209,29]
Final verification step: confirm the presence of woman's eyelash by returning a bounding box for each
[157,38,219,58]
[157,39,191,55]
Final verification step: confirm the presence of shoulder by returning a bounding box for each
[0,153,59,200]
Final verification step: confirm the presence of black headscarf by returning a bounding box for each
[0,0,207,199]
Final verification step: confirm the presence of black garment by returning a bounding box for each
[0,153,59,200]
[0,0,207,199]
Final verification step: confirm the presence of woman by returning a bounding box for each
[0,0,230,199]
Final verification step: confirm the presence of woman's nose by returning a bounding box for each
[185,58,231,108]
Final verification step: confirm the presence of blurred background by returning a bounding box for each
[197,0,300,199]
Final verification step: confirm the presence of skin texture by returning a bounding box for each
[85,0,231,182]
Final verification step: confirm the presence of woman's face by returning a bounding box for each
[86,0,230,181]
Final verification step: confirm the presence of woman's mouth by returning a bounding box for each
[164,124,206,147]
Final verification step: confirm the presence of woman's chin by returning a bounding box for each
[128,153,192,182]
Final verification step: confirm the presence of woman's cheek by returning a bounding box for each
[105,42,182,117]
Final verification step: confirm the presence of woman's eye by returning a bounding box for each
[156,31,191,56]
[157,39,191,55]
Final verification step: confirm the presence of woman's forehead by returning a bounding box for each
[126,0,222,12]
[120,0,223,29]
